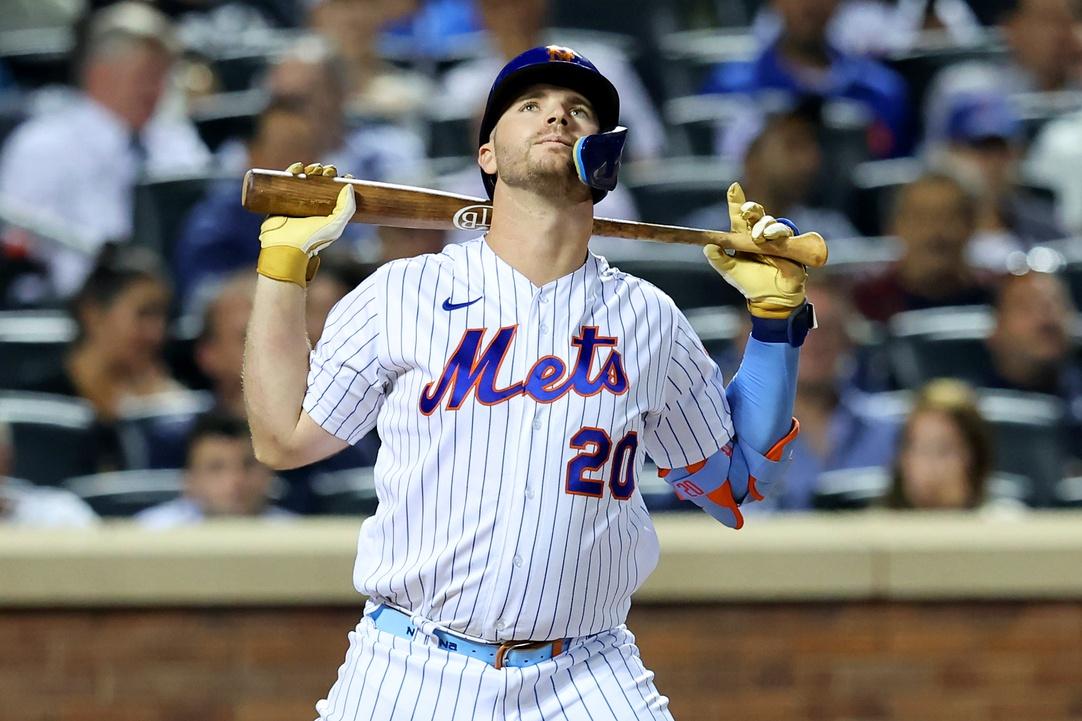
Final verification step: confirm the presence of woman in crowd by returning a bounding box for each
[886,379,993,510]
[24,244,182,472]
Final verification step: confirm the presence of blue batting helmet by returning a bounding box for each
[478,45,623,203]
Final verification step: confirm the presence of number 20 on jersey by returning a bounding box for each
[565,428,638,500]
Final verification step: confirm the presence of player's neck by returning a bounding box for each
[486,185,594,287]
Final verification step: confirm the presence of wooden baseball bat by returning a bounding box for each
[241,169,829,268]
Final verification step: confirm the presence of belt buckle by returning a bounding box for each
[493,639,561,669]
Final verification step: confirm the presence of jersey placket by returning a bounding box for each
[478,281,556,638]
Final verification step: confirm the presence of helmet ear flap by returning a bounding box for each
[573,127,628,200]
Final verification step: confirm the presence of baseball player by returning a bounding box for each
[244,45,814,721]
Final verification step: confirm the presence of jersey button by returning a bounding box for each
[513,555,523,567]
[539,324,549,334]
[525,487,535,499]
[532,416,543,431]
[495,620,506,631]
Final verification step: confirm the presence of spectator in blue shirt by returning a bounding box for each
[702,0,911,158]
[767,283,900,510]
[173,96,327,309]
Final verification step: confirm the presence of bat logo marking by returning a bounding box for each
[453,204,494,231]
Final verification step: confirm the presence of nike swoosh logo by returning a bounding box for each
[442,296,482,311]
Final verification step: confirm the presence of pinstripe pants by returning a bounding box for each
[314,614,675,721]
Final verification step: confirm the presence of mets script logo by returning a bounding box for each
[419,325,628,414]
[546,45,578,62]
[452,204,493,230]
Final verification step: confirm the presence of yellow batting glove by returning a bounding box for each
[256,162,356,288]
[704,182,808,319]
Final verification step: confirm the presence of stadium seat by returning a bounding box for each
[1053,476,1082,508]
[662,92,756,156]
[621,157,736,227]
[131,173,222,261]
[62,469,184,517]
[813,466,890,510]
[856,389,1066,506]
[0,310,74,390]
[607,256,744,310]
[887,305,996,389]
[819,235,901,281]
[685,305,744,367]
[1,27,72,90]
[115,390,215,470]
[211,51,273,93]
[979,390,1067,506]
[425,114,475,160]
[190,89,265,151]
[0,100,26,149]
[884,39,1007,140]
[848,157,923,236]
[164,314,212,392]
[309,467,379,516]
[812,466,1033,510]
[0,392,98,485]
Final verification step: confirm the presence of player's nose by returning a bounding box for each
[546,108,570,126]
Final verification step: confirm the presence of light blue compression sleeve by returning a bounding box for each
[659,315,802,529]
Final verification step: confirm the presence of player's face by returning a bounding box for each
[481,84,599,202]
[186,436,273,516]
[899,410,975,509]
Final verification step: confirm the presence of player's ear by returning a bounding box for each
[478,139,497,175]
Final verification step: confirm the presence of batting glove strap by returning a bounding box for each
[257,246,320,288]
[750,302,816,347]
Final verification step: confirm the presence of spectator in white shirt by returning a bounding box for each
[0,1,210,297]
[136,412,294,528]
[1026,108,1082,234]
[0,422,100,528]
[438,0,666,161]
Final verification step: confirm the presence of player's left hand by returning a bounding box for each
[704,182,808,319]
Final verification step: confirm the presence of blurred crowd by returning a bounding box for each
[0,0,1080,527]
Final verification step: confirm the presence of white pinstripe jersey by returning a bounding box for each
[303,236,733,642]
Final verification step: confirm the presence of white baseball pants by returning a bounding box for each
[314,613,675,721]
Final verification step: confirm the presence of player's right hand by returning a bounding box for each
[256,162,356,288]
